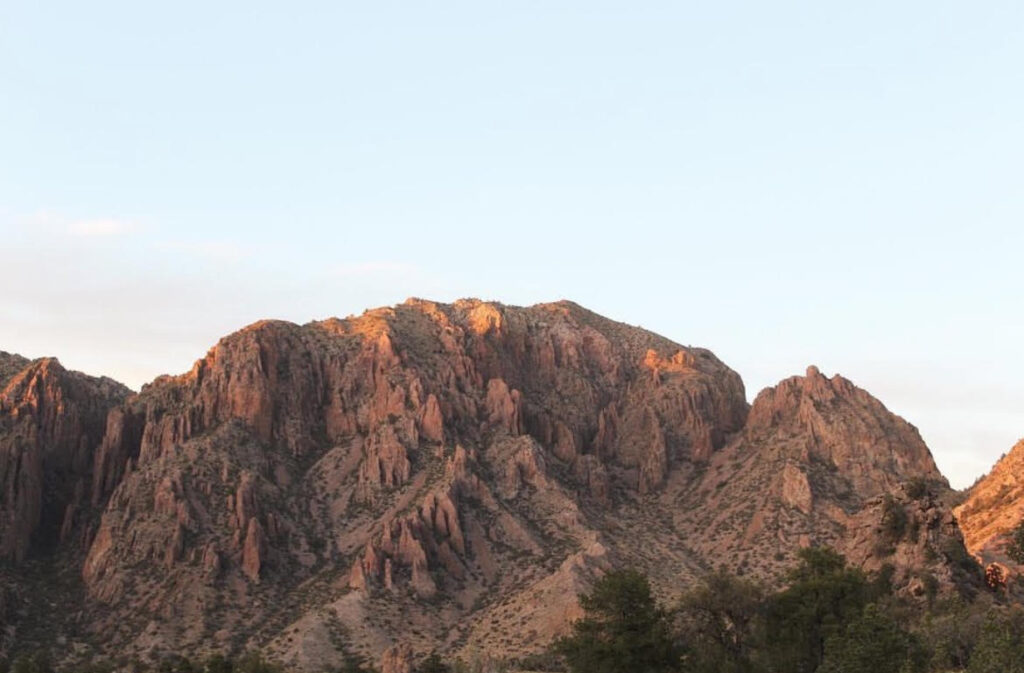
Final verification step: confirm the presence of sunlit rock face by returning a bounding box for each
[956,440,1024,576]
[0,300,979,667]
[75,298,750,662]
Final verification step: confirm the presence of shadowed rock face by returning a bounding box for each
[0,355,130,562]
[956,440,1024,573]
[0,300,980,668]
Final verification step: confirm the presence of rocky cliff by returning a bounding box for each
[955,439,1024,581]
[0,354,130,562]
[0,300,981,667]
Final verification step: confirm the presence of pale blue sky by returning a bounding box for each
[2,2,1023,487]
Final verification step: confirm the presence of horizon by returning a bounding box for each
[3,2,1024,489]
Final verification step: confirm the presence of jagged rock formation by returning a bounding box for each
[0,354,131,656]
[956,439,1024,576]
[0,354,130,561]
[670,366,977,597]
[0,300,983,667]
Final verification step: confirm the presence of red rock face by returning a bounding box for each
[0,301,980,666]
[956,439,1024,575]
[0,355,129,562]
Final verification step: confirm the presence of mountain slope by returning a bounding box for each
[676,366,973,593]
[955,439,1024,576]
[0,299,981,668]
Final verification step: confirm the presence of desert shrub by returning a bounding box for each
[204,655,233,673]
[905,477,931,501]
[880,495,908,543]
[417,652,450,673]
[511,651,562,672]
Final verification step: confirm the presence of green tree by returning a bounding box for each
[922,596,989,672]
[817,604,926,673]
[761,547,869,673]
[554,569,680,673]
[967,608,1024,673]
[675,570,763,673]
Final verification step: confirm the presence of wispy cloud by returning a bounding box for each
[67,218,137,237]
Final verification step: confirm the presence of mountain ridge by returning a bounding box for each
[0,298,983,669]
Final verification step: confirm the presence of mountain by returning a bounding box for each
[0,300,980,669]
[955,439,1024,576]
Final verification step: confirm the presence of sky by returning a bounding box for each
[1,1,1022,488]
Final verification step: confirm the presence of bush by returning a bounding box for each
[880,496,908,543]
[204,655,233,673]
[418,653,450,673]
[905,477,931,501]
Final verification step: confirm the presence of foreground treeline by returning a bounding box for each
[552,547,1023,673]
[3,548,1023,673]
[0,654,383,673]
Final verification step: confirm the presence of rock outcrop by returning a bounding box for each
[673,366,973,593]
